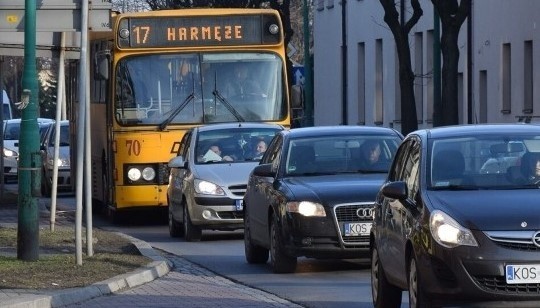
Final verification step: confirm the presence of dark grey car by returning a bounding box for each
[371,124,540,308]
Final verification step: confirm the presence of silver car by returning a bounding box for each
[40,120,72,196]
[167,122,284,242]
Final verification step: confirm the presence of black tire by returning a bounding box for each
[107,206,122,224]
[183,201,201,242]
[168,201,183,238]
[269,214,296,273]
[371,246,402,308]
[408,254,432,308]
[244,204,269,264]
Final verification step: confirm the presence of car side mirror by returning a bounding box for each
[253,163,275,177]
[168,156,186,168]
[381,181,408,200]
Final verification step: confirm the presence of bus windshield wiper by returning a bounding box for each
[158,92,194,131]
[211,73,245,122]
[212,89,244,122]
[159,72,198,131]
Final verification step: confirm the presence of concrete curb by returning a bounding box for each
[0,233,172,308]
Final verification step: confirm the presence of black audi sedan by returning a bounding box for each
[243,126,403,273]
[371,124,540,308]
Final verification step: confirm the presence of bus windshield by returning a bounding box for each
[114,52,286,127]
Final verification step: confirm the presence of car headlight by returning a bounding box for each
[127,167,142,181]
[286,201,326,217]
[430,210,478,248]
[194,179,225,196]
[48,157,69,167]
[142,166,156,181]
[3,147,17,158]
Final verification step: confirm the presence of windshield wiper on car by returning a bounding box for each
[356,169,386,174]
[431,184,479,190]
[291,171,339,176]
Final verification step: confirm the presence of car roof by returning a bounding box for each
[195,122,284,132]
[282,125,403,138]
[4,118,54,124]
[412,124,540,140]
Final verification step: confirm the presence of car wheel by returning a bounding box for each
[269,214,296,273]
[183,201,201,242]
[168,201,183,238]
[244,205,268,264]
[408,254,431,308]
[371,245,402,308]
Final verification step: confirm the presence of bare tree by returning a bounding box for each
[431,0,470,126]
[379,0,422,135]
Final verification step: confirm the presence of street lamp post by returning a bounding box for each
[18,0,40,261]
[303,0,314,127]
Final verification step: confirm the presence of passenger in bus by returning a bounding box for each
[225,64,263,98]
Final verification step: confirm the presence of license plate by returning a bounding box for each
[235,199,244,211]
[506,264,540,284]
[343,222,372,236]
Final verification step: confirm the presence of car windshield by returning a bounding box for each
[195,127,281,164]
[285,135,401,176]
[114,52,286,127]
[48,124,70,147]
[3,122,19,140]
[429,134,540,190]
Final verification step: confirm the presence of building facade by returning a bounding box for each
[313,0,540,130]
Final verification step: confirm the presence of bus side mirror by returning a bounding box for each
[290,84,303,109]
[95,52,110,80]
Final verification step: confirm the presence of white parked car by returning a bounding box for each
[3,118,54,180]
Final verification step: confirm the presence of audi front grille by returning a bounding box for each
[333,202,374,247]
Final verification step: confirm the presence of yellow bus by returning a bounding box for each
[87,8,295,220]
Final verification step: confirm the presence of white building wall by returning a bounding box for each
[313,0,540,130]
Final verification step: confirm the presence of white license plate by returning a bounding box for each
[343,222,372,236]
[235,200,244,211]
[506,264,540,284]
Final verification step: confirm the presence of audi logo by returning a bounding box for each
[532,231,540,248]
[356,208,374,219]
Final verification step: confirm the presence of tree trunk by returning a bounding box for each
[396,37,418,135]
[440,25,460,126]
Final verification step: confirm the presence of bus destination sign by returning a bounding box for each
[118,15,264,48]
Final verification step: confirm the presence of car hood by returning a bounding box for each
[194,162,259,186]
[426,189,540,230]
[282,173,386,206]
[46,146,70,160]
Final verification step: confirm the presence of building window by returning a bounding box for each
[327,0,334,9]
[414,32,424,123]
[502,43,511,113]
[426,30,434,123]
[317,0,325,11]
[480,70,487,123]
[357,43,366,125]
[524,40,533,114]
[375,39,383,124]
[394,50,400,124]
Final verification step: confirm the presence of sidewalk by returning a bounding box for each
[0,186,171,308]
[0,186,302,308]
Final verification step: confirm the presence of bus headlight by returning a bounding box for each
[142,167,156,181]
[127,167,142,181]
